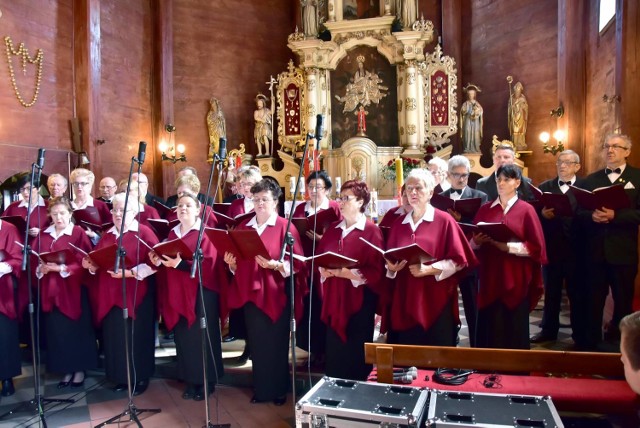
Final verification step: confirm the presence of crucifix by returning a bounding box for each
[266,75,277,157]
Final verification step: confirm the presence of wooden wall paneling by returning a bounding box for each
[441,0,462,152]
[152,0,175,199]
[616,0,640,167]
[73,0,100,178]
[557,0,587,167]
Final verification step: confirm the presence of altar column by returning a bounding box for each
[328,0,336,22]
[335,0,343,21]
[306,68,320,144]
[404,61,420,151]
[317,69,331,149]
[397,64,406,147]
[416,61,426,145]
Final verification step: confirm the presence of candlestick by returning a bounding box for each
[335,177,342,195]
[290,176,296,195]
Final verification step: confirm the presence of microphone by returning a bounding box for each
[393,373,414,384]
[34,148,45,187]
[137,141,147,165]
[218,137,227,161]
[314,114,324,140]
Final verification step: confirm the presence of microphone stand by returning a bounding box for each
[0,159,74,427]
[190,141,229,428]
[96,146,160,427]
[279,129,314,414]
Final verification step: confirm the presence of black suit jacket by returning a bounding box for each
[144,192,165,207]
[165,192,214,208]
[475,172,534,202]
[95,196,113,210]
[538,176,587,263]
[440,186,489,223]
[580,165,640,265]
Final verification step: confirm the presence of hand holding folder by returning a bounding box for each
[359,237,434,265]
[292,251,358,269]
[204,227,270,260]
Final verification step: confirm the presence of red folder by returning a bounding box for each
[292,208,339,237]
[430,194,483,219]
[79,220,114,232]
[69,242,134,271]
[359,237,434,265]
[292,251,358,269]
[213,203,231,216]
[569,184,631,211]
[527,184,574,217]
[16,242,74,264]
[212,210,255,230]
[143,237,193,261]
[72,207,103,230]
[459,222,520,242]
[153,200,174,218]
[204,227,270,260]
[1,215,27,232]
[147,218,180,240]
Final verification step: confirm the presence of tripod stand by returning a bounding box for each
[0,151,75,427]
[96,142,160,428]
[190,137,229,428]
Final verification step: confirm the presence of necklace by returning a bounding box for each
[4,36,44,108]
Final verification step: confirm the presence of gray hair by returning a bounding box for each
[48,173,68,186]
[238,165,262,182]
[427,156,448,173]
[605,133,632,149]
[111,192,140,215]
[558,149,580,163]
[448,155,471,172]
[406,168,436,194]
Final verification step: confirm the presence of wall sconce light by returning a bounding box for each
[77,151,90,167]
[550,106,564,118]
[540,129,565,156]
[160,124,186,163]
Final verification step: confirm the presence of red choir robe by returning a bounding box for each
[157,223,228,331]
[378,205,406,229]
[317,219,385,342]
[34,225,92,320]
[292,199,342,257]
[472,198,547,311]
[227,215,307,323]
[227,197,253,218]
[165,204,219,229]
[3,196,50,235]
[386,207,477,332]
[0,221,23,320]
[136,204,161,227]
[73,197,112,225]
[89,222,159,324]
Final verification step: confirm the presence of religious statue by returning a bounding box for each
[460,84,483,153]
[355,105,368,136]
[206,97,226,163]
[335,55,389,113]
[399,0,417,29]
[507,77,528,150]
[301,0,318,37]
[254,94,273,157]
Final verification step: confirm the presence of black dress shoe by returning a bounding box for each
[193,384,214,401]
[71,371,85,388]
[273,396,286,406]
[1,379,15,397]
[182,385,196,400]
[133,380,148,396]
[222,335,236,343]
[529,332,557,343]
[112,383,128,393]
[224,355,249,367]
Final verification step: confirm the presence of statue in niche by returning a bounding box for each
[207,97,226,163]
[399,0,417,29]
[460,84,483,153]
[507,77,528,150]
[254,94,273,157]
[335,55,389,113]
[301,0,319,37]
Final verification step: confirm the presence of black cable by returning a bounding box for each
[432,368,475,386]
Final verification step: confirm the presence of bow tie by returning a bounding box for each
[558,181,572,187]
[451,189,463,195]
[606,167,622,175]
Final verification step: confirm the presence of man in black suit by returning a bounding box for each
[132,172,164,207]
[475,143,533,201]
[440,155,488,346]
[581,134,640,349]
[96,176,117,209]
[530,150,588,345]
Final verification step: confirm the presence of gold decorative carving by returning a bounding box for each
[406,124,417,135]
[397,101,403,112]
[406,71,416,85]
[260,163,269,173]
[405,97,416,111]
[412,14,435,33]
[491,135,521,159]
[276,60,307,154]
[400,126,404,136]
[4,36,44,108]
[288,26,305,42]
[307,104,316,117]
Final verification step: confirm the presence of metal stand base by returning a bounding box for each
[0,394,75,427]
[95,404,161,428]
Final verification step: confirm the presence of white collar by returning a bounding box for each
[72,196,95,210]
[243,197,254,210]
[396,205,408,215]
[304,197,329,215]
[107,219,140,237]
[19,194,46,209]
[439,180,452,191]
[335,213,367,236]
[490,194,519,213]
[247,211,277,228]
[401,204,435,230]
[44,222,74,238]
[172,218,201,239]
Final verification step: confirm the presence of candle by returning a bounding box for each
[290,176,296,194]
[335,177,342,195]
[299,177,305,194]
[395,158,403,206]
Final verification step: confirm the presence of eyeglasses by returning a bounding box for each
[253,197,274,204]
[556,160,578,166]
[405,185,426,193]
[602,144,630,151]
[308,186,325,191]
[450,173,469,180]
[336,196,357,203]
[72,182,89,188]
[19,186,33,192]
[111,208,133,214]
[99,185,116,190]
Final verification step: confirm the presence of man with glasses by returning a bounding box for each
[581,134,640,350]
[439,156,487,346]
[530,150,587,346]
[97,177,117,209]
[475,143,533,201]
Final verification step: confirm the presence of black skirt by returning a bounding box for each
[244,301,290,401]
[325,287,377,381]
[387,296,456,347]
[476,299,530,349]
[296,280,326,355]
[174,288,224,385]
[0,312,21,380]
[45,288,98,374]
[102,283,157,384]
